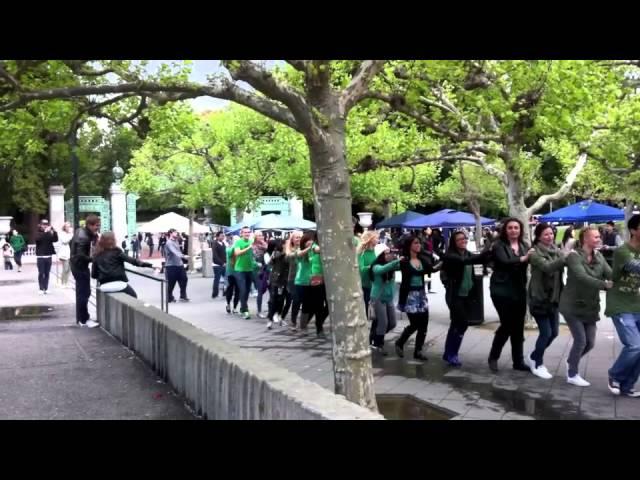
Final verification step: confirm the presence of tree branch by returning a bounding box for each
[0,62,20,90]
[62,61,115,77]
[0,78,302,133]
[526,152,588,215]
[222,60,316,136]
[285,60,309,73]
[339,60,386,114]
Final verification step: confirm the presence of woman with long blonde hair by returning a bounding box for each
[358,230,379,343]
[281,230,303,329]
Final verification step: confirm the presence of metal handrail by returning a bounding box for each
[124,267,168,313]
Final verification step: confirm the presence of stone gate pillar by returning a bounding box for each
[48,185,66,231]
[110,183,128,245]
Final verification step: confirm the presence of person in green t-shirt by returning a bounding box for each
[224,242,240,314]
[606,214,640,397]
[298,231,329,337]
[357,231,379,328]
[232,227,255,319]
[368,243,402,354]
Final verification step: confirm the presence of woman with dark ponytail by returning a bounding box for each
[525,223,566,379]
[394,235,441,361]
[440,229,491,367]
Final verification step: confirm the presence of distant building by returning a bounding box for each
[230,196,304,225]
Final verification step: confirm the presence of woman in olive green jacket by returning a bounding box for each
[559,227,613,388]
[526,223,566,379]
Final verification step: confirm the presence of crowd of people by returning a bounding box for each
[3,212,639,398]
[210,216,640,397]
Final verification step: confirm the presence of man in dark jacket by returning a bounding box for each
[601,220,623,267]
[70,215,101,328]
[212,231,227,298]
[34,219,58,294]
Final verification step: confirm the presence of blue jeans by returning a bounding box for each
[531,308,560,367]
[234,271,254,313]
[212,265,225,297]
[609,313,640,393]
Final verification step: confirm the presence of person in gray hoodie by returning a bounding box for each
[525,223,566,379]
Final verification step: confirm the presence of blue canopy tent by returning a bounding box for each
[224,221,249,235]
[376,210,432,229]
[224,214,316,235]
[404,209,495,229]
[401,209,455,228]
[540,201,624,224]
[251,214,316,230]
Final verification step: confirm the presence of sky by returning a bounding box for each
[144,60,279,112]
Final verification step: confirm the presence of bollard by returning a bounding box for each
[201,248,213,278]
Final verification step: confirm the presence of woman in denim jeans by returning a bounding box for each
[526,223,566,379]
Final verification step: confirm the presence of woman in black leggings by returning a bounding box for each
[487,218,535,372]
[395,235,441,361]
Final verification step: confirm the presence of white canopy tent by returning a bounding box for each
[139,212,209,234]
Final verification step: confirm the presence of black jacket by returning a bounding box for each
[212,241,226,267]
[398,255,439,307]
[91,248,152,284]
[70,227,97,271]
[441,249,490,304]
[35,229,58,256]
[268,251,289,288]
[489,239,529,299]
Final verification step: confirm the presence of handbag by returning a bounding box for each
[310,275,324,286]
[368,301,377,322]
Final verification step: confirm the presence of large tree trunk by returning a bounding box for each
[505,170,531,244]
[235,209,244,225]
[468,198,483,252]
[504,169,537,329]
[622,199,635,241]
[382,199,392,219]
[306,108,377,411]
[188,210,195,272]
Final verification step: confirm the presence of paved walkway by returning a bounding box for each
[0,266,196,420]
[3,261,639,420]
[125,266,640,420]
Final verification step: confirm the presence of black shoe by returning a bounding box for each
[180,297,190,302]
[316,330,326,338]
[212,294,218,299]
[395,342,404,358]
[225,304,231,314]
[413,352,428,361]
[513,363,530,372]
[168,298,176,303]
[488,359,499,372]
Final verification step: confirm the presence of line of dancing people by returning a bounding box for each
[221,215,640,396]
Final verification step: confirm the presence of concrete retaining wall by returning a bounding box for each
[97,291,383,420]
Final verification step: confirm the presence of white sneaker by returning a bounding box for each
[38,290,44,295]
[85,320,100,329]
[567,374,590,387]
[17,268,21,272]
[43,290,48,295]
[524,352,535,372]
[273,314,281,325]
[266,321,273,330]
[532,365,553,380]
